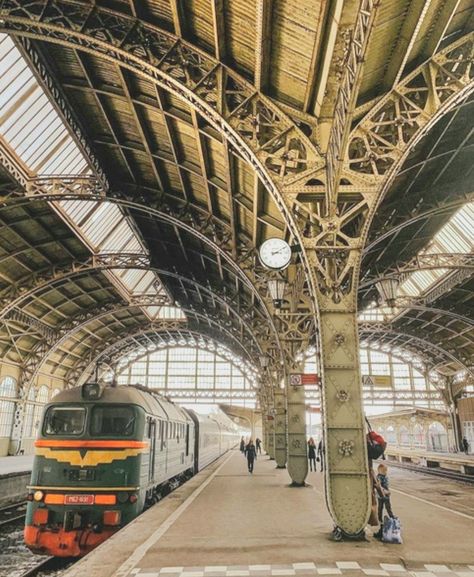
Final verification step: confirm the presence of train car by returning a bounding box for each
[24,383,237,557]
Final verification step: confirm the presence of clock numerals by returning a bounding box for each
[259,238,292,270]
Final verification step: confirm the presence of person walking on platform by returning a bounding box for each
[308,437,317,471]
[240,436,245,454]
[462,436,469,454]
[374,463,394,539]
[245,439,257,473]
[317,439,324,472]
[256,438,262,454]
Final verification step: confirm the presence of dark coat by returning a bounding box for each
[245,443,257,460]
[308,443,316,459]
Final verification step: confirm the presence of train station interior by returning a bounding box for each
[0,1,473,576]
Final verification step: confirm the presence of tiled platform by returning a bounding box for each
[0,455,33,476]
[64,451,474,577]
[129,563,474,577]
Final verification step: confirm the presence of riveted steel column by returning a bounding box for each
[319,305,371,535]
[10,402,25,455]
[286,380,308,485]
[274,389,287,468]
[267,411,275,459]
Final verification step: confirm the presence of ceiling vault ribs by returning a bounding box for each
[0,0,471,393]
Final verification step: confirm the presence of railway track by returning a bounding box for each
[18,556,74,577]
[388,460,474,484]
[0,501,27,527]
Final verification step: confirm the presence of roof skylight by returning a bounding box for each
[0,33,183,323]
[398,203,474,298]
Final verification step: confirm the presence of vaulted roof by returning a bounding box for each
[0,0,472,387]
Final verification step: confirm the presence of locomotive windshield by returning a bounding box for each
[90,405,136,437]
[44,407,86,436]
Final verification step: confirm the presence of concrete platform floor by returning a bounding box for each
[64,451,474,577]
[0,455,33,476]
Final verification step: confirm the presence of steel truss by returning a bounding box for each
[0,187,284,367]
[360,253,474,289]
[0,1,472,534]
[359,322,473,375]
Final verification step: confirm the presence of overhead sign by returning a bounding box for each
[362,375,392,388]
[290,373,320,386]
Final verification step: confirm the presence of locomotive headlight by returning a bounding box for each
[82,382,102,400]
[33,490,44,502]
[117,492,128,504]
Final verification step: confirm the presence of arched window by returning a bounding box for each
[386,426,396,444]
[23,387,36,438]
[428,422,447,452]
[32,386,49,436]
[23,388,36,438]
[0,376,17,438]
[399,426,410,446]
[412,424,425,448]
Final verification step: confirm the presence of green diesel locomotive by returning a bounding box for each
[25,383,238,556]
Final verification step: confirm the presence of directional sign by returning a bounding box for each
[362,375,392,388]
[290,373,320,386]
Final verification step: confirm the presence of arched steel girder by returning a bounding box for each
[1,4,472,536]
[107,340,258,390]
[391,303,474,327]
[0,190,281,353]
[0,258,268,347]
[359,322,473,376]
[359,253,474,290]
[0,1,321,228]
[67,325,258,387]
[18,301,260,401]
[364,192,474,255]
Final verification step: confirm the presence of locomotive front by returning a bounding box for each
[25,383,148,556]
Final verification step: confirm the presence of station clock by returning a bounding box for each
[258,238,292,270]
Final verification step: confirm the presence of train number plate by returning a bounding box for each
[64,494,94,505]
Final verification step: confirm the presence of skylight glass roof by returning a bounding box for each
[0,34,88,176]
[398,203,474,298]
[0,33,183,323]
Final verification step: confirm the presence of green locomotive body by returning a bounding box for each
[25,383,197,556]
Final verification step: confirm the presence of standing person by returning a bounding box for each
[462,436,469,454]
[256,437,262,454]
[307,437,317,471]
[240,436,245,454]
[374,462,395,539]
[317,439,324,472]
[245,438,257,473]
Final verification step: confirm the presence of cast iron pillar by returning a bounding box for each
[286,374,308,485]
[274,389,287,468]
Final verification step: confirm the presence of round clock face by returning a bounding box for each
[259,238,292,270]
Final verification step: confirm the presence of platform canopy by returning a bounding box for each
[0,0,472,393]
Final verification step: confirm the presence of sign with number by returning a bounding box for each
[362,375,392,388]
[290,373,320,386]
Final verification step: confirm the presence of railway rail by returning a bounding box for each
[18,556,73,577]
[387,459,474,484]
[0,501,27,527]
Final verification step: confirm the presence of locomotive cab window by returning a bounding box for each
[44,406,86,436]
[90,405,136,436]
